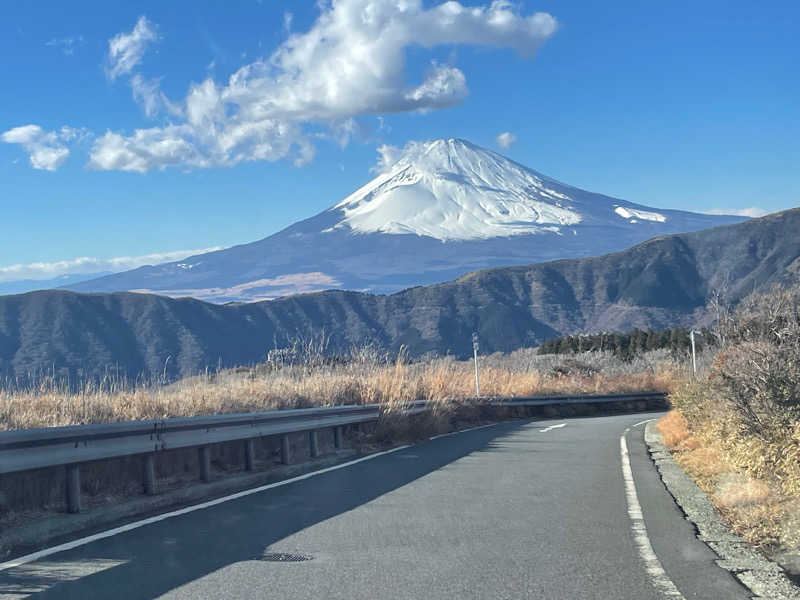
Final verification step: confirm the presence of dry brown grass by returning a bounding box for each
[0,350,679,431]
[679,445,730,481]
[659,409,800,552]
[656,410,690,447]
[715,475,772,509]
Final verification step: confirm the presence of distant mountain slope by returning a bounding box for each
[3,208,797,382]
[65,139,744,302]
[0,272,113,296]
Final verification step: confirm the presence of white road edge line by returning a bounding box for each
[633,418,655,428]
[539,423,567,433]
[428,422,498,440]
[620,430,685,598]
[0,444,412,572]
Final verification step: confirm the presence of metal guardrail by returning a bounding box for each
[0,404,380,513]
[0,392,666,513]
[0,405,379,474]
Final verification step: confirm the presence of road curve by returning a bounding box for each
[0,413,752,599]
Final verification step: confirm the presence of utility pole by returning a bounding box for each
[690,330,702,375]
[472,332,480,398]
[162,355,171,384]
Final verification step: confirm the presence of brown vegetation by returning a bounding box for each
[660,283,800,554]
[656,410,690,447]
[1,347,679,431]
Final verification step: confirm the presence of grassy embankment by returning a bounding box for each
[1,347,679,431]
[657,285,800,557]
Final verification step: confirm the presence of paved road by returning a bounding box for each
[0,413,752,599]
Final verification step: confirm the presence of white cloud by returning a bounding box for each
[105,17,182,120]
[129,74,162,118]
[106,16,158,81]
[0,247,224,283]
[495,131,516,148]
[404,63,467,111]
[88,119,313,172]
[130,74,184,119]
[372,142,405,173]
[703,207,769,218]
[1,124,88,170]
[329,118,363,148]
[87,126,199,173]
[376,115,391,133]
[87,1,557,173]
[45,35,85,56]
[10,3,556,173]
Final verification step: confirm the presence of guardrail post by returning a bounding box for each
[309,430,319,458]
[143,453,156,495]
[199,446,211,482]
[244,439,255,471]
[66,464,81,513]
[281,434,291,465]
[334,425,343,450]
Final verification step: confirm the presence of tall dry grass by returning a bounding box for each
[659,406,800,551]
[0,349,681,431]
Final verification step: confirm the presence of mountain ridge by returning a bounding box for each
[3,207,797,382]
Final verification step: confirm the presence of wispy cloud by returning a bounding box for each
[45,35,85,56]
[703,207,769,218]
[105,16,181,119]
[0,247,224,283]
[129,73,183,118]
[372,143,406,173]
[495,131,517,148]
[106,16,158,80]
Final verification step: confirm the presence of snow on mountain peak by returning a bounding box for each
[614,205,666,223]
[330,138,582,241]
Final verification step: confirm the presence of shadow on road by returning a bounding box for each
[2,418,541,599]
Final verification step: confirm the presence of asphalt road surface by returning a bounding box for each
[0,413,753,599]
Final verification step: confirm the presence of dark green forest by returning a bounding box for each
[537,327,711,360]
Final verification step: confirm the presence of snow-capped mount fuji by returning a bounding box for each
[332,139,582,240]
[66,139,746,302]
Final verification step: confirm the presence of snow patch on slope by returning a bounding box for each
[330,139,582,241]
[614,206,667,223]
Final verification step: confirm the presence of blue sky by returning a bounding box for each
[1,0,798,282]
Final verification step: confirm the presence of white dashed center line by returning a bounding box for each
[539,423,567,433]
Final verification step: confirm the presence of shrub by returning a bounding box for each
[662,282,800,553]
[711,285,800,437]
